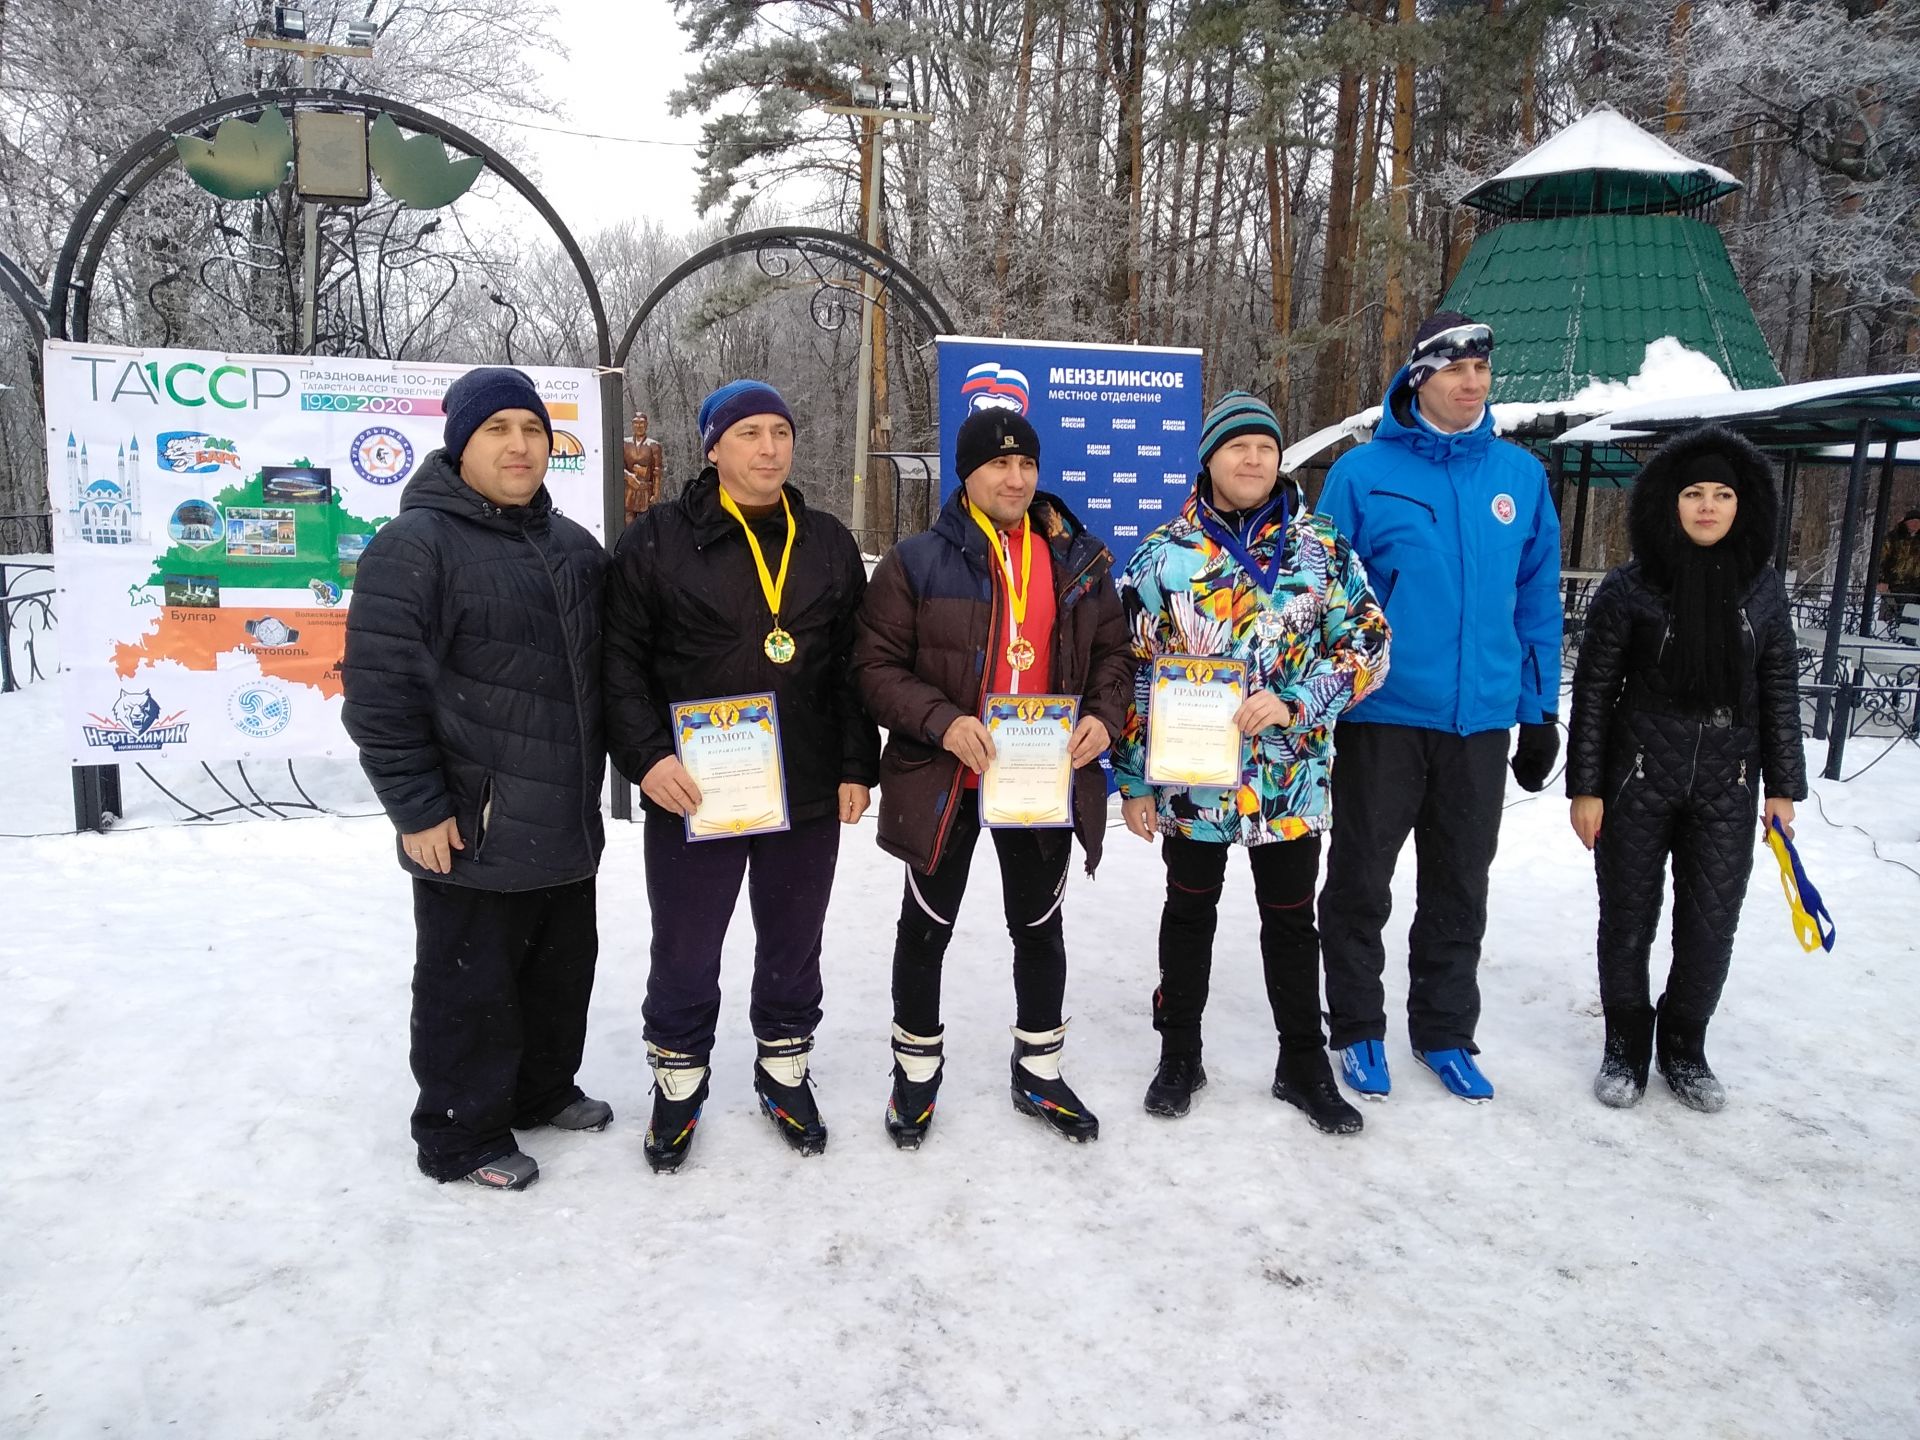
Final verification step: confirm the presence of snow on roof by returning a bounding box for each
[1460,106,1740,216]
[1480,106,1736,187]
[1555,372,1920,446]
[1282,416,1375,474]
[1281,339,1731,473]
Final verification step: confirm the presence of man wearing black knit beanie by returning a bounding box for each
[343,366,613,1192]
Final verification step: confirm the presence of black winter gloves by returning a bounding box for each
[1510,720,1560,793]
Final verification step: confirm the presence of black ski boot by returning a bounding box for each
[1272,1048,1364,1135]
[643,1048,710,1175]
[1010,1024,1099,1143]
[755,1036,829,1156]
[1594,1004,1657,1109]
[1654,997,1726,1113]
[885,1026,945,1150]
[1143,1051,1207,1118]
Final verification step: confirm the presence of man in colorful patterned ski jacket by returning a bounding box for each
[1112,389,1390,1134]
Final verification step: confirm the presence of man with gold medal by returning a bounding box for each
[603,380,879,1172]
[855,409,1136,1148]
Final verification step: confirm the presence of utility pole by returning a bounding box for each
[825,87,929,546]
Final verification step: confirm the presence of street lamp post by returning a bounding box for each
[244,17,376,352]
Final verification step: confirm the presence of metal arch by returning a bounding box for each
[48,88,613,367]
[0,248,50,387]
[614,225,955,368]
[0,249,49,342]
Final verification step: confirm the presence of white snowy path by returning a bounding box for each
[3,678,1918,1438]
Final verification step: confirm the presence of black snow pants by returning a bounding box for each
[891,791,1072,1036]
[1594,710,1761,1023]
[1319,721,1510,1052]
[1153,832,1326,1057]
[410,876,599,1181]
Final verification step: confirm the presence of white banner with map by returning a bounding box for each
[45,341,605,765]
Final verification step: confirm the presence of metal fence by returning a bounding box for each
[1558,577,1919,783]
[1,557,53,692]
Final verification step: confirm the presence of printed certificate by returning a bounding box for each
[1145,655,1247,787]
[671,692,790,841]
[980,694,1078,829]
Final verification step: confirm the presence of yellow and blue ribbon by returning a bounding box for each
[1765,816,1836,954]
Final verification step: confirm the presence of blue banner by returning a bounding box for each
[936,337,1204,572]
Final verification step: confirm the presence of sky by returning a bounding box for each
[512,1,711,240]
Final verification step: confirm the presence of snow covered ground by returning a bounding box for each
[4,674,1919,1438]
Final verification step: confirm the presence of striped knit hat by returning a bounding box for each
[1198,390,1283,466]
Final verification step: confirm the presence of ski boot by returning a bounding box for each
[1010,1023,1099,1143]
[755,1035,829,1156]
[885,1025,945,1150]
[643,1046,709,1174]
[1336,1039,1391,1099]
[1415,1047,1495,1103]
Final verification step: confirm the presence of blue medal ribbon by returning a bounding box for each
[1197,484,1291,594]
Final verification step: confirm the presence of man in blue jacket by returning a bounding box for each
[1314,314,1562,1102]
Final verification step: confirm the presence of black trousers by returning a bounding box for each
[642,812,841,1057]
[410,877,598,1182]
[1594,726,1758,1022]
[1319,722,1509,1052]
[891,791,1072,1035]
[1154,832,1326,1057]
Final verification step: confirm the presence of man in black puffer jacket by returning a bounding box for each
[603,380,879,1173]
[342,367,611,1191]
[1566,425,1806,1113]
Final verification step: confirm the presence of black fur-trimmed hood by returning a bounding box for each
[1628,425,1778,588]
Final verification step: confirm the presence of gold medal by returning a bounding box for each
[718,485,798,667]
[969,501,1038,683]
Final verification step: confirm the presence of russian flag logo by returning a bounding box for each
[960,362,1031,415]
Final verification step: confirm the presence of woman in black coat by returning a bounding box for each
[1566,426,1807,1112]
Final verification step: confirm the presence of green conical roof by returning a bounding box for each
[1440,213,1782,407]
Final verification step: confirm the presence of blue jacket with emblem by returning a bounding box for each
[1314,362,1561,734]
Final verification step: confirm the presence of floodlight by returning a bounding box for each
[274,6,307,40]
[345,17,376,46]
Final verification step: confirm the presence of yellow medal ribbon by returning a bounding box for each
[718,486,798,664]
[968,502,1035,670]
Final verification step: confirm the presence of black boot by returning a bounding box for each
[643,1048,710,1175]
[885,1025,945,1151]
[755,1036,829,1156]
[1654,997,1726,1113]
[1593,1004,1657,1109]
[1143,1051,1208,1119]
[1272,1048,1364,1135]
[1010,1024,1099,1143]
